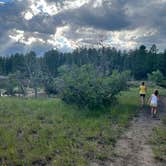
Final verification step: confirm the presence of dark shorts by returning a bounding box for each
[140,94,145,97]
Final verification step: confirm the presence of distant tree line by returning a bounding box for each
[0,44,165,80]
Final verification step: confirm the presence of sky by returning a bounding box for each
[0,0,12,2]
[0,0,166,56]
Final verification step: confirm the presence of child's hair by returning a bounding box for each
[141,82,145,85]
[154,90,159,96]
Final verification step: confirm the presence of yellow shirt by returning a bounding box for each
[139,85,146,94]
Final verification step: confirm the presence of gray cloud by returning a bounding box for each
[56,2,130,31]
[51,0,133,31]
[0,1,26,34]
[0,0,166,55]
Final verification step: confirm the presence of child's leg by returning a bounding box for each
[154,107,160,119]
[153,107,157,115]
[151,107,154,117]
[141,96,144,106]
[143,96,145,105]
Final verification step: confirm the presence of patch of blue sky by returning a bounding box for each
[0,0,13,3]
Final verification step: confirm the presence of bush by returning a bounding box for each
[148,70,165,87]
[56,65,130,109]
[44,77,58,95]
[0,76,18,96]
[158,80,166,88]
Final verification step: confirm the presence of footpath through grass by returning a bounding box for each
[0,88,140,165]
[150,95,166,163]
[145,85,166,164]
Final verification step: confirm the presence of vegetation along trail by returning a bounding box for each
[107,97,166,166]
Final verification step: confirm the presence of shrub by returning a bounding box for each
[148,70,164,83]
[56,65,130,109]
[0,75,18,96]
[148,70,165,87]
[44,77,58,95]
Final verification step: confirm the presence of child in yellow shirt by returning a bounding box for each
[139,82,147,106]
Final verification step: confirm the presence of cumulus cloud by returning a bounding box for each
[0,0,166,56]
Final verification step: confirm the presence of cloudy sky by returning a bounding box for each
[0,0,166,56]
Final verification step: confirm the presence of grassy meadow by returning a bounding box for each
[0,88,139,165]
[0,86,165,165]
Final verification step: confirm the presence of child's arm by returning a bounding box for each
[148,95,152,104]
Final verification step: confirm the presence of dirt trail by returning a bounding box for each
[108,97,166,166]
[91,97,166,166]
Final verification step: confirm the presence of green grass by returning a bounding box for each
[146,85,166,97]
[148,84,166,163]
[151,117,166,162]
[0,88,141,165]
